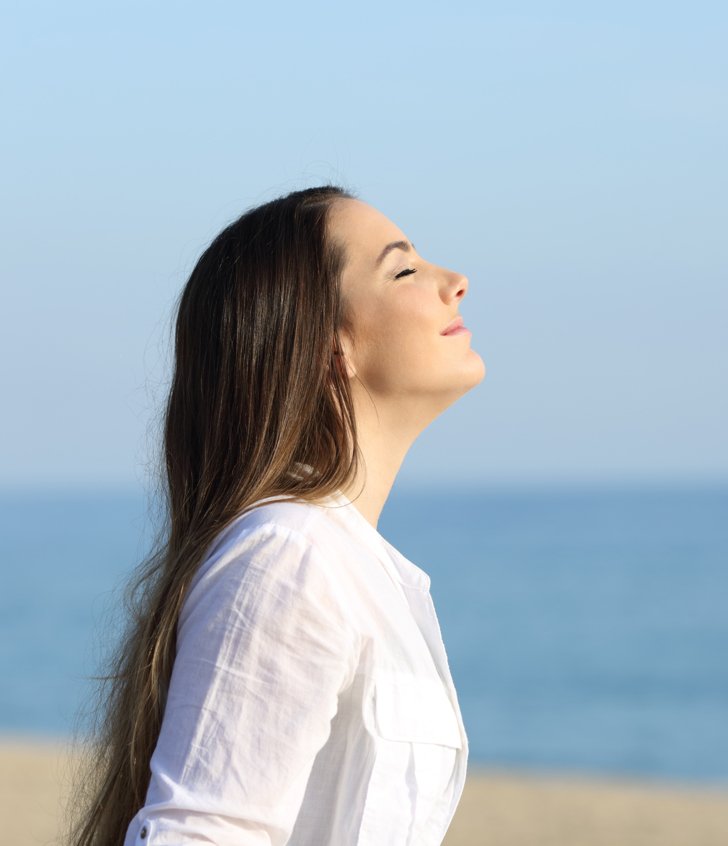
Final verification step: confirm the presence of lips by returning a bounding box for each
[441,316,465,335]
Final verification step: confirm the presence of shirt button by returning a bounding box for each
[140,826,148,839]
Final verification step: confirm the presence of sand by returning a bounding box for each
[2,738,726,846]
[445,767,728,846]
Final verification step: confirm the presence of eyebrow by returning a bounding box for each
[375,240,415,267]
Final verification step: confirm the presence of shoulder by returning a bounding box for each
[185,497,354,613]
[207,497,341,565]
[175,497,362,690]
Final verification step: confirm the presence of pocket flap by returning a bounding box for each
[372,675,463,749]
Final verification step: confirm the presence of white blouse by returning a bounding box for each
[123,488,468,846]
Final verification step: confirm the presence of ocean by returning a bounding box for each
[1,482,726,786]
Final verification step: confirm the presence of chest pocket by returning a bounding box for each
[370,674,463,749]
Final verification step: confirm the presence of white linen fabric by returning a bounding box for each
[123,487,468,846]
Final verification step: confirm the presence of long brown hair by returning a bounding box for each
[65,184,360,846]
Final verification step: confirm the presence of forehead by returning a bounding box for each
[328,198,406,263]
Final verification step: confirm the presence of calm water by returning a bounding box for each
[1,482,726,786]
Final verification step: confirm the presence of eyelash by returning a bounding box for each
[394,267,417,279]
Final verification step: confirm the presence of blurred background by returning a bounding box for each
[1,1,726,844]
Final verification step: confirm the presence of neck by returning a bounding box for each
[339,388,433,529]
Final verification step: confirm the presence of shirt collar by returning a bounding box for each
[288,462,432,592]
[321,488,432,593]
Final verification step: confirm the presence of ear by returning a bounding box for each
[333,328,357,380]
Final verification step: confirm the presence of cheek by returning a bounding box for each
[356,292,441,384]
[364,290,431,349]
[370,288,434,335]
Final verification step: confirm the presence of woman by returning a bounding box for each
[68,185,486,846]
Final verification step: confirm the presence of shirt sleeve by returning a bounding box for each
[124,521,360,846]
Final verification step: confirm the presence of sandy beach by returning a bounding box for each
[2,738,726,846]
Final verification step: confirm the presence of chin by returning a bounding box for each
[464,350,487,388]
[432,358,486,413]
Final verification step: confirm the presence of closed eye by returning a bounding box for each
[394,267,417,279]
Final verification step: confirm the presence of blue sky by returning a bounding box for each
[2,1,726,489]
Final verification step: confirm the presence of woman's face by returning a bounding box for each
[328,198,486,413]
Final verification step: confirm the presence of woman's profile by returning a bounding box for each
[67,184,486,846]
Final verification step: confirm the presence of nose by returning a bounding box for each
[441,267,468,303]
